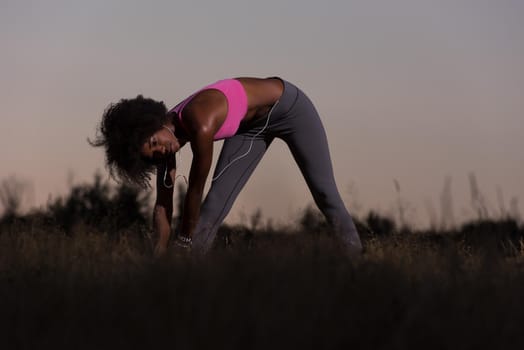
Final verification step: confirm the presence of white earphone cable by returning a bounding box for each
[160,100,280,186]
[211,100,279,182]
[161,125,188,188]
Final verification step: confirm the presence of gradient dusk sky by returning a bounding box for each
[2,0,523,228]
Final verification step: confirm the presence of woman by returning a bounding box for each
[91,77,362,257]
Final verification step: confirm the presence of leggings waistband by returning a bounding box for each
[266,77,300,117]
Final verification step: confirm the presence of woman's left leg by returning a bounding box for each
[191,132,273,254]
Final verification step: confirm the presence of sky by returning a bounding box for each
[1,0,523,228]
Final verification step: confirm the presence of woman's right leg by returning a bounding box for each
[191,133,273,254]
[276,81,363,255]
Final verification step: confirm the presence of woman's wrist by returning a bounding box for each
[175,234,192,249]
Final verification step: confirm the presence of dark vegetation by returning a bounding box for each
[1,174,523,349]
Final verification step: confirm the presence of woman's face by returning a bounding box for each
[140,125,181,162]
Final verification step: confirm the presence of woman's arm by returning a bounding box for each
[153,158,176,257]
[180,129,214,239]
[177,89,227,242]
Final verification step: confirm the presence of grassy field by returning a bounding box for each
[1,221,524,349]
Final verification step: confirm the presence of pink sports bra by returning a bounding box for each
[169,79,248,140]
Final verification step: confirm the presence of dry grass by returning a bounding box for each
[1,224,524,349]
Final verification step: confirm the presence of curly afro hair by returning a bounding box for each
[89,95,169,188]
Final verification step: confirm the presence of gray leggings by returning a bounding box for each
[191,78,362,254]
